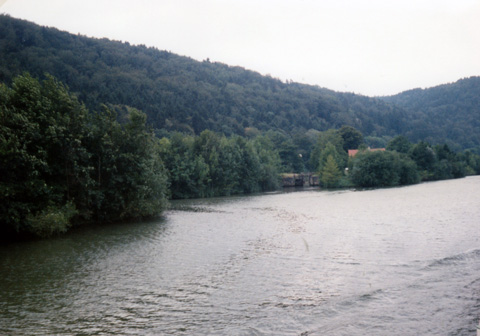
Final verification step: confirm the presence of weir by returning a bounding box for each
[281,173,319,187]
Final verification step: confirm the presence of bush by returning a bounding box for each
[350,150,420,188]
[26,202,78,238]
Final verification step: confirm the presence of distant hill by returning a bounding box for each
[381,77,480,150]
[0,14,478,150]
[0,15,408,136]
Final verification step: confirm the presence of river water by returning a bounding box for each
[1,177,480,335]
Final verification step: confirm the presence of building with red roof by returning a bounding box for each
[348,148,385,157]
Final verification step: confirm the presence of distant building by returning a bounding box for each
[348,148,386,157]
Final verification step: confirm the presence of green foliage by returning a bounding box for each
[0,15,417,145]
[1,14,480,237]
[320,155,342,188]
[26,202,77,237]
[462,151,480,175]
[251,136,282,190]
[159,133,210,199]
[338,125,364,151]
[348,141,477,188]
[351,151,400,188]
[0,73,93,236]
[87,106,169,222]
[350,150,419,188]
[409,141,436,172]
[396,153,421,185]
[387,135,412,153]
[159,131,281,199]
[0,15,479,153]
[318,142,346,173]
[365,135,388,149]
[309,129,346,171]
[383,77,480,150]
[431,144,467,180]
[0,74,169,238]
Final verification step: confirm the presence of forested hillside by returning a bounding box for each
[2,14,480,238]
[0,15,408,140]
[3,15,479,150]
[382,77,480,150]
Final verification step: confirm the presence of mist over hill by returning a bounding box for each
[0,14,478,150]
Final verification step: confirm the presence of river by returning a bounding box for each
[1,177,480,335]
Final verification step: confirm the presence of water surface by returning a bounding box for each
[1,177,480,335]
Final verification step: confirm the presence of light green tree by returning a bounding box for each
[318,142,345,172]
[320,155,342,188]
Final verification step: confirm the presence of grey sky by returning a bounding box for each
[1,0,479,96]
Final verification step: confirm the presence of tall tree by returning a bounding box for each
[0,74,169,238]
[387,135,412,153]
[309,129,345,171]
[338,125,364,151]
[318,142,346,173]
[320,155,342,188]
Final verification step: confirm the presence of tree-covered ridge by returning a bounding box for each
[0,15,408,139]
[3,15,479,150]
[0,74,284,238]
[381,77,480,150]
[2,15,480,240]
[2,73,479,239]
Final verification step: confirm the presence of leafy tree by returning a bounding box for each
[0,74,92,236]
[396,153,420,185]
[158,133,210,199]
[409,141,436,173]
[264,131,303,173]
[431,144,466,180]
[350,149,421,188]
[350,151,400,187]
[112,108,169,219]
[387,135,412,153]
[0,74,169,238]
[318,142,345,173]
[251,136,281,190]
[309,129,345,171]
[320,155,342,188]
[365,135,388,149]
[338,125,364,151]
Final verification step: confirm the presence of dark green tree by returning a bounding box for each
[387,135,412,153]
[350,151,399,187]
[409,141,436,179]
[338,125,364,151]
[251,135,281,191]
[0,74,169,238]
[0,74,92,237]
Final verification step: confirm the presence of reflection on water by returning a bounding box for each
[1,177,480,335]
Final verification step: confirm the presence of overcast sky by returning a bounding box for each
[1,0,479,96]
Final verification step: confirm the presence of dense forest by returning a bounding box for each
[1,15,480,239]
[381,77,480,150]
[4,14,478,150]
[2,74,480,238]
[1,74,169,238]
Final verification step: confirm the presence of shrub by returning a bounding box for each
[26,202,78,237]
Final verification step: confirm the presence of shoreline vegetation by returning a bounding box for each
[2,74,480,240]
